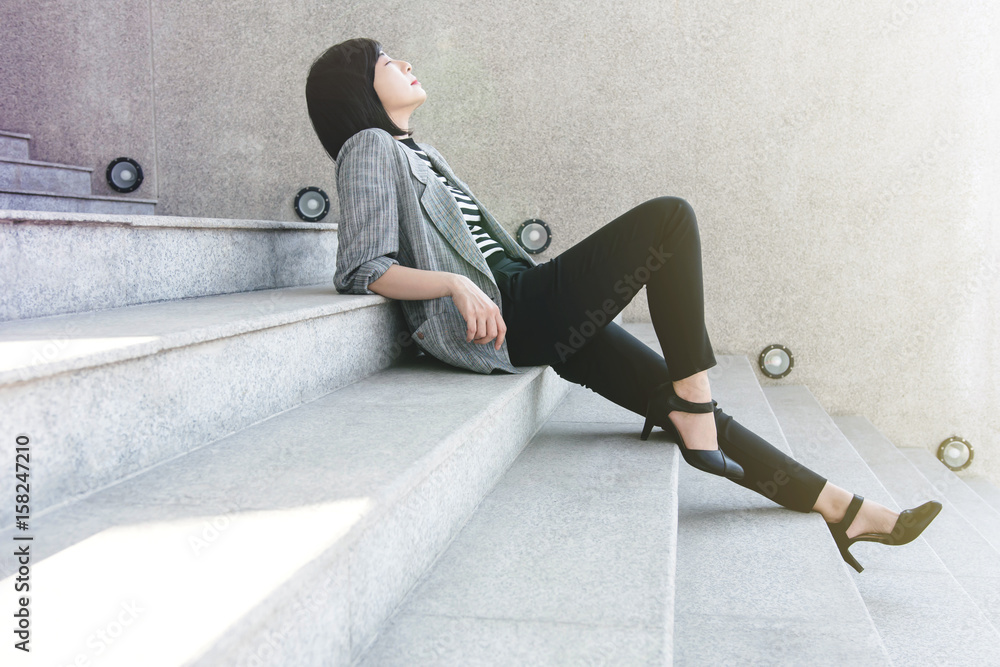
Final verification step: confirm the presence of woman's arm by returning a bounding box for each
[337,130,506,350]
[370,264,507,351]
[333,130,402,295]
[368,263,455,300]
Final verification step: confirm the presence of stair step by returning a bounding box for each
[355,334,888,665]
[766,388,1000,664]
[0,189,156,215]
[0,130,31,160]
[0,157,93,196]
[966,475,1000,515]
[357,329,681,666]
[897,446,1000,555]
[0,286,412,527]
[0,353,567,666]
[0,210,338,321]
[671,355,887,665]
[832,416,1000,638]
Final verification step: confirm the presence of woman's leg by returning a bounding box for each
[501,196,719,457]
[513,317,902,527]
[509,319,827,512]
[813,481,901,537]
[496,195,901,525]
[501,196,715,379]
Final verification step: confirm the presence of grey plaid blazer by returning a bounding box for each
[333,127,540,374]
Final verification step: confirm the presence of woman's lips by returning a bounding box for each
[411,80,420,86]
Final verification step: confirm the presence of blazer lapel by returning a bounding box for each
[444,177,537,267]
[397,144,493,278]
[421,148,538,267]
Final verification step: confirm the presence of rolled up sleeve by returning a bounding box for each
[333,130,401,295]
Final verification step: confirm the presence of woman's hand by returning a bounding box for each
[446,275,507,351]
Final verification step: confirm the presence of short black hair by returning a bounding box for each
[305,37,413,162]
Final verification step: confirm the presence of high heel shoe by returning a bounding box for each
[825,493,943,573]
[640,382,745,480]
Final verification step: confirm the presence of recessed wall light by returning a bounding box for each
[937,436,974,471]
[516,218,552,254]
[106,157,144,193]
[294,187,330,222]
[758,344,794,378]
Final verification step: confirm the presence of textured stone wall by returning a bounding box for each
[1,0,997,482]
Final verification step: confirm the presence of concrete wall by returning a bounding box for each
[2,0,997,484]
[0,1,156,198]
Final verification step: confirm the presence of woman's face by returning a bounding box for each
[373,50,426,119]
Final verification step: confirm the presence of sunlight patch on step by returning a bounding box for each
[1,497,370,666]
[0,336,160,373]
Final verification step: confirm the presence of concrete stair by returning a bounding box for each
[357,340,890,666]
[834,416,1000,628]
[965,474,1000,515]
[0,285,419,527]
[2,196,998,665]
[0,326,570,665]
[1,205,578,665]
[356,338,683,665]
[766,387,1000,666]
[1,209,338,321]
[670,356,887,665]
[893,444,1000,554]
[0,129,157,215]
[0,157,92,196]
[0,131,32,160]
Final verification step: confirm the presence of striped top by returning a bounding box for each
[399,137,511,268]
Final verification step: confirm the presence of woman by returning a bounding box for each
[305,37,942,573]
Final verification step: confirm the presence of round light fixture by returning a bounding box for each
[758,344,794,378]
[937,436,974,471]
[294,186,330,222]
[106,157,144,192]
[516,218,552,254]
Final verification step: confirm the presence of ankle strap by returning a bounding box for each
[838,494,865,528]
[667,393,715,413]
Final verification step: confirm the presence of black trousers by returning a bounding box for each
[492,196,827,513]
